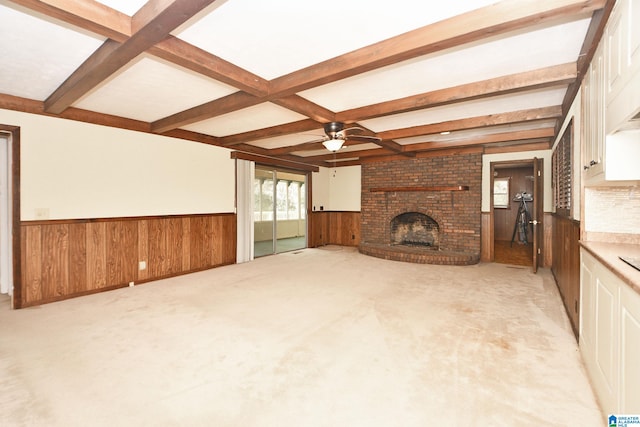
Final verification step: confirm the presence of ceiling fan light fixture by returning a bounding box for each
[323,138,345,152]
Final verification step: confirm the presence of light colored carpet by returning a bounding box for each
[0,246,602,426]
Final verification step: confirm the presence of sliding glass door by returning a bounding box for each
[254,166,306,257]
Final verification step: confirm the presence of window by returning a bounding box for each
[253,169,306,221]
[493,177,510,208]
[552,120,573,217]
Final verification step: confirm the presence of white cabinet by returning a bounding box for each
[606,0,640,133]
[620,282,640,412]
[583,43,606,181]
[580,249,640,414]
[582,0,640,186]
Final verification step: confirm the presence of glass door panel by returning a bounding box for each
[253,167,307,257]
[254,167,275,257]
[275,170,306,254]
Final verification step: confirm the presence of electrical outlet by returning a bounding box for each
[139,261,147,270]
[128,282,134,287]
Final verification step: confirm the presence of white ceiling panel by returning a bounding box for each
[182,102,307,137]
[174,0,498,79]
[360,87,568,132]
[74,55,238,122]
[93,0,148,16]
[300,18,590,111]
[0,3,104,100]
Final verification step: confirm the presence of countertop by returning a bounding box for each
[580,241,640,295]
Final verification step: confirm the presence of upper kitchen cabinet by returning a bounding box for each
[583,0,640,186]
[606,0,640,132]
[583,42,606,181]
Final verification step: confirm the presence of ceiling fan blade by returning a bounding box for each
[302,137,329,144]
[342,126,367,133]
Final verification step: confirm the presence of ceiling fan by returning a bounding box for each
[321,122,381,152]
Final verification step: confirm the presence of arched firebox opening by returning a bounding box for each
[390,212,439,249]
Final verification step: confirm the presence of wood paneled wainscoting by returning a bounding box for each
[551,214,581,337]
[308,211,360,248]
[18,213,236,308]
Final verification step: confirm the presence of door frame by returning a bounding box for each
[254,164,309,256]
[489,158,543,271]
[0,125,21,308]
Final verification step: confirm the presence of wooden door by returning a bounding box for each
[532,158,543,273]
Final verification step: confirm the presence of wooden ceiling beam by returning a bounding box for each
[402,127,556,152]
[44,0,219,114]
[337,63,576,123]
[149,37,269,97]
[379,106,562,140]
[10,1,269,97]
[218,119,322,147]
[151,91,262,133]
[560,0,615,122]
[269,0,603,98]
[7,0,132,41]
[483,141,552,154]
[271,95,335,123]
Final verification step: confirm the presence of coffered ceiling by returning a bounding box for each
[0,0,613,167]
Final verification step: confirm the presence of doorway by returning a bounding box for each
[253,166,307,257]
[0,125,20,309]
[491,160,541,267]
[0,134,10,297]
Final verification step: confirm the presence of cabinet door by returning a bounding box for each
[595,266,619,412]
[587,45,605,180]
[580,254,596,351]
[582,70,592,172]
[629,0,640,80]
[606,0,626,102]
[620,283,640,413]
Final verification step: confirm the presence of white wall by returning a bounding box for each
[312,165,361,212]
[0,109,235,220]
[481,150,553,213]
[311,167,329,211]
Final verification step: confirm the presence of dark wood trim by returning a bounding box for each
[370,186,469,192]
[0,125,22,308]
[7,0,132,41]
[152,91,262,133]
[230,151,319,172]
[379,106,562,140]
[21,212,236,226]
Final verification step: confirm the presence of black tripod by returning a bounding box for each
[510,194,532,247]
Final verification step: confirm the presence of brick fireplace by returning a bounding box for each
[359,153,482,265]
